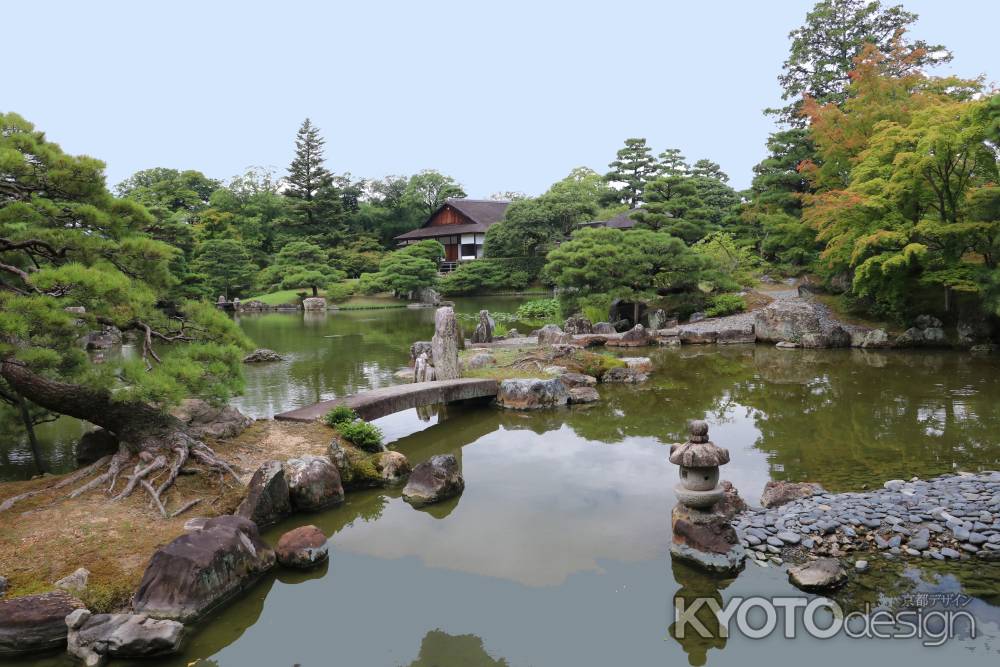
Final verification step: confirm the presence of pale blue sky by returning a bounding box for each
[5,0,997,195]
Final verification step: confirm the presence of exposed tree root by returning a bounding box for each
[61,431,242,518]
[0,455,112,512]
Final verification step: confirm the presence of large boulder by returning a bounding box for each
[496,378,569,410]
[243,348,283,363]
[464,351,495,370]
[236,460,292,527]
[402,454,465,507]
[284,455,344,511]
[858,328,891,348]
[133,515,275,622]
[275,525,328,569]
[537,324,572,345]
[760,480,824,508]
[592,322,616,334]
[606,324,650,347]
[170,399,253,440]
[754,300,823,344]
[302,297,326,311]
[471,310,494,344]
[430,307,461,380]
[76,428,119,465]
[642,308,675,331]
[66,609,183,666]
[788,558,847,592]
[0,591,84,656]
[563,316,593,335]
[414,287,441,305]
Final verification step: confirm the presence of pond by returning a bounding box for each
[9,300,1000,665]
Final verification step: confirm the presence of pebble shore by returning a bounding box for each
[733,472,1000,567]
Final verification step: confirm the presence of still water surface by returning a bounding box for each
[8,298,1000,666]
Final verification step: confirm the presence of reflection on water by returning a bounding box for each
[7,308,1000,665]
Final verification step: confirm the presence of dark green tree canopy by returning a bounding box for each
[0,113,251,506]
[605,138,657,208]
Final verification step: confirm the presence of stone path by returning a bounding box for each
[734,472,1000,567]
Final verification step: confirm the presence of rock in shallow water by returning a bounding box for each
[568,387,600,404]
[788,558,847,592]
[66,609,183,666]
[760,480,824,508]
[402,454,465,507]
[0,591,84,656]
[284,455,344,511]
[275,525,329,569]
[496,378,569,410]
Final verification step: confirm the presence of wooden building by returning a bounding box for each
[394,198,511,269]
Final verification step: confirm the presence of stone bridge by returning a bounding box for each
[274,378,499,422]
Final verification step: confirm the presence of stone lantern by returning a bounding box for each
[669,420,745,573]
[670,420,728,508]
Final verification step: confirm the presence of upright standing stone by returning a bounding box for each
[414,352,436,383]
[431,307,460,380]
[471,310,494,344]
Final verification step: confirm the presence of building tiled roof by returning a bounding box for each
[395,198,511,240]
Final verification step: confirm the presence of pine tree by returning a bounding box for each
[690,159,730,183]
[656,148,689,179]
[285,118,334,228]
[606,138,657,208]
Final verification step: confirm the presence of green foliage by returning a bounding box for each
[705,294,747,318]
[403,170,466,216]
[515,299,560,322]
[632,172,740,244]
[337,420,384,452]
[191,239,258,298]
[605,138,657,208]
[357,241,442,296]
[692,231,759,289]
[543,226,709,314]
[569,350,626,381]
[0,113,251,422]
[484,168,608,258]
[438,261,529,295]
[325,280,356,302]
[323,405,358,427]
[769,0,952,124]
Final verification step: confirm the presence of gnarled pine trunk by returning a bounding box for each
[0,358,240,516]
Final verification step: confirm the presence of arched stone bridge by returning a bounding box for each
[274,378,499,422]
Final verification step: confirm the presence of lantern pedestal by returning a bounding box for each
[670,503,746,574]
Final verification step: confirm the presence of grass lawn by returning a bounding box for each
[245,288,321,306]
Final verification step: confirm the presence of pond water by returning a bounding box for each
[9,300,1000,666]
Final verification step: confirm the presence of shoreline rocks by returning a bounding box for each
[402,454,465,507]
[0,591,84,656]
[734,472,1000,568]
[275,525,329,569]
[243,348,284,363]
[496,378,569,410]
[236,460,292,527]
[430,307,461,380]
[284,455,344,511]
[132,516,275,623]
[66,610,183,666]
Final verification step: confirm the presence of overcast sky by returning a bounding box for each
[5,0,997,195]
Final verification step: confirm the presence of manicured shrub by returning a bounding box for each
[337,420,384,452]
[705,294,746,318]
[323,405,358,427]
